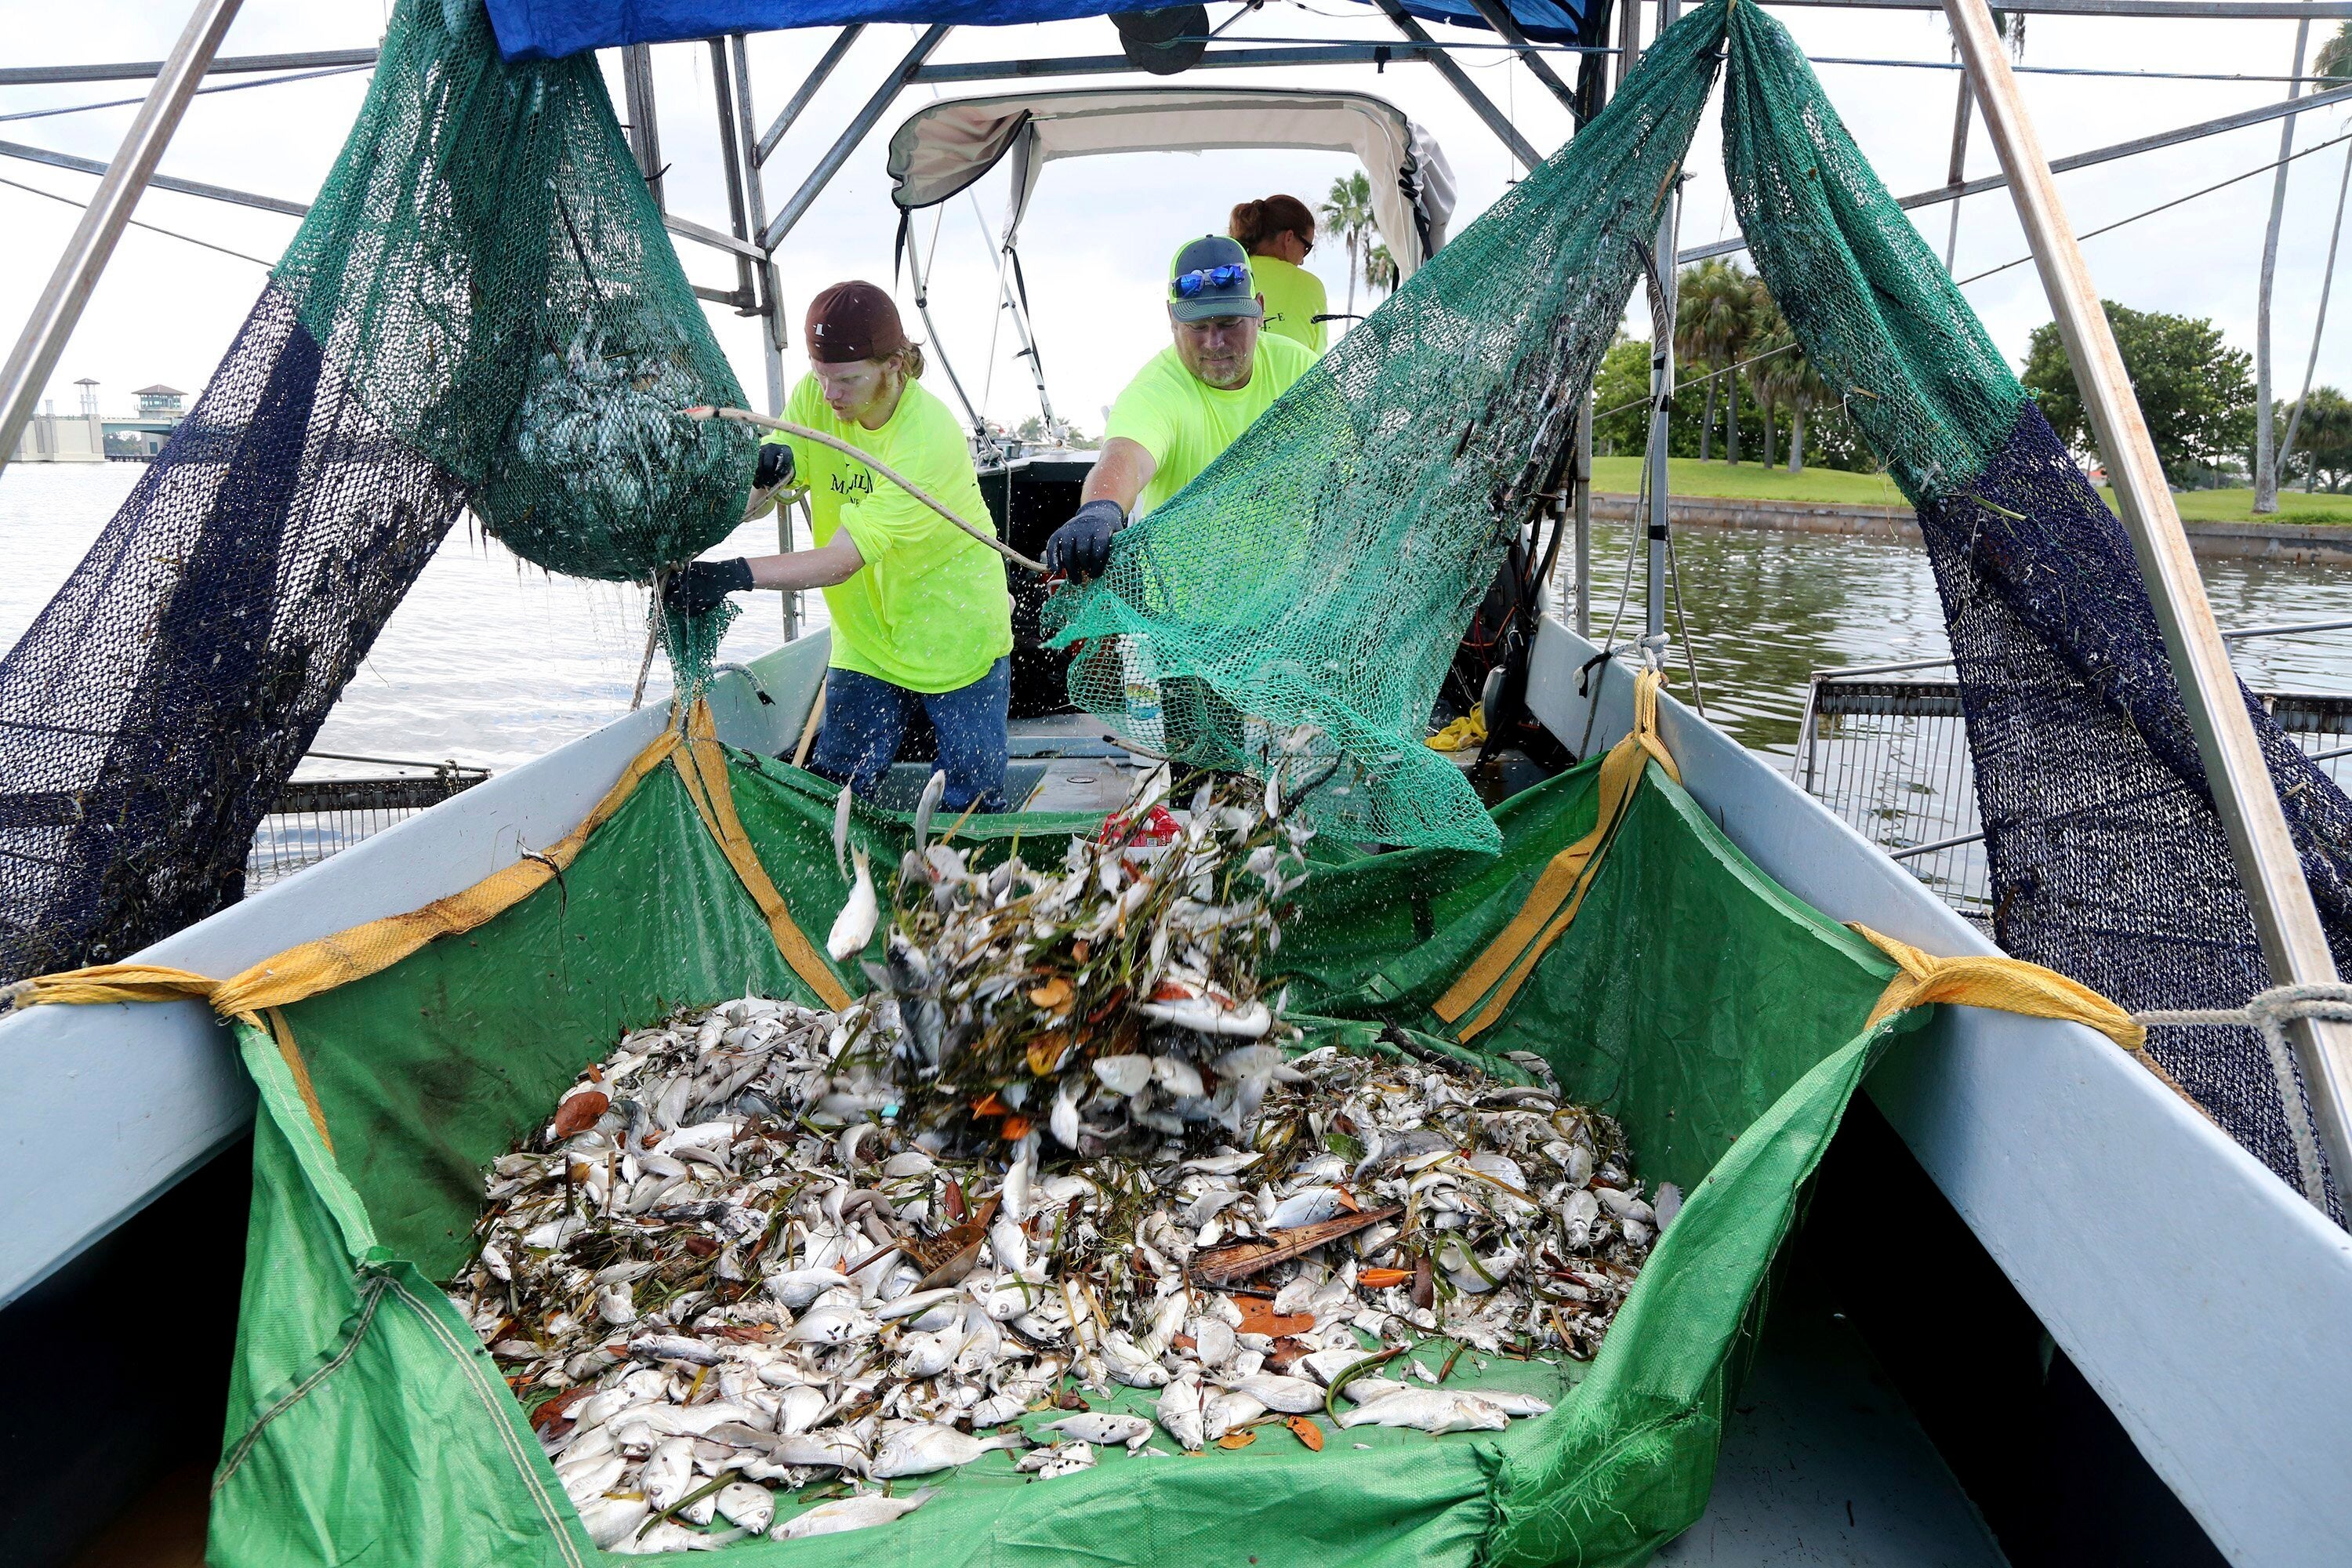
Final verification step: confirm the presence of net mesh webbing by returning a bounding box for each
[1042,5,1730,853]
[0,0,750,980]
[1722,4,2352,1206]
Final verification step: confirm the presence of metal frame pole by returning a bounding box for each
[728,34,789,417]
[0,46,372,89]
[1645,0,1679,654]
[0,0,244,474]
[902,217,988,434]
[761,26,950,252]
[1370,0,1546,169]
[1573,394,1593,637]
[621,44,666,211]
[708,38,757,312]
[756,26,865,168]
[2256,20,2312,514]
[915,42,1461,85]
[0,137,304,216]
[1461,0,1584,119]
[727,35,793,637]
[1943,66,1973,269]
[1567,0,1617,638]
[1942,0,2352,1195]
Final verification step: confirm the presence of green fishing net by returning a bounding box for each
[1041,5,1728,852]
[274,0,754,590]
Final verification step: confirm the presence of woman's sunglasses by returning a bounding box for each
[1170,263,1250,299]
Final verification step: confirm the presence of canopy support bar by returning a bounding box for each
[729,32,788,413]
[762,25,949,252]
[913,42,1459,85]
[621,43,665,212]
[1644,0,1679,654]
[755,24,864,169]
[1372,0,1545,169]
[0,0,244,477]
[1681,77,2352,263]
[0,136,772,278]
[709,38,757,310]
[0,136,305,216]
[1942,0,2352,1201]
[1461,0,1584,120]
[1943,64,1973,267]
[0,47,373,89]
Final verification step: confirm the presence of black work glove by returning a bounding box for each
[1044,498,1126,580]
[753,440,794,491]
[665,557,754,616]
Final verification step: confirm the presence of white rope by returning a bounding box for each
[2135,982,2352,1209]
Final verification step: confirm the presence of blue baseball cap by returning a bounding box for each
[1167,235,1261,323]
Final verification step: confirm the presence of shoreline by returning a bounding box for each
[1588,492,2352,568]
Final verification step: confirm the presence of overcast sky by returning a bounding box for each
[5,1,2349,436]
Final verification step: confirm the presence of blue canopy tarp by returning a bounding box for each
[485,0,1596,63]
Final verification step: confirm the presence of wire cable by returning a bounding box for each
[1593,122,2352,430]
[0,172,273,267]
[1956,123,2352,285]
[1665,525,1708,717]
[0,62,376,125]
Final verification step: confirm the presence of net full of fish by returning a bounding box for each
[503,321,720,541]
[448,765,1674,1553]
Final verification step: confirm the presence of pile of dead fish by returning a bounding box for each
[448,772,1672,1553]
[826,758,1311,1155]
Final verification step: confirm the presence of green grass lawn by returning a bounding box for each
[2135,488,2352,526]
[1590,456,1911,508]
[1591,456,2352,526]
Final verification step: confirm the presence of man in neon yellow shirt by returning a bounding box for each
[1044,235,1316,578]
[669,282,1014,810]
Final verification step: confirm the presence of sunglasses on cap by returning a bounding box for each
[1170,263,1250,299]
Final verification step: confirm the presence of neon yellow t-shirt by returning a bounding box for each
[1249,254,1328,355]
[1102,332,1317,517]
[767,376,1012,694]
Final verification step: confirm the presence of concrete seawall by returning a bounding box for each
[1588,492,2352,568]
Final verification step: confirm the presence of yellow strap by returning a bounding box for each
[10,963,224,1011]
[1434,670,1679,1042]
[9,717,685,1020]
[672,703,853,1011]
[263,1007,336,1153]
[1848,924,2147,1051]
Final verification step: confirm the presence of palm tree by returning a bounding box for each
[1319,172,1375,318]
[1366,241,1399,297]
[1750,346,1780,469]
[2280,22,2352,488]
[2256,19,2316,513]
[1746,303,1790,468]
[1755,334,1834,474]
[1675,261,1753,461]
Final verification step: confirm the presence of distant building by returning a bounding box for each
[104,383,193,459]
[135,385,187,422]
[10,386,104,463]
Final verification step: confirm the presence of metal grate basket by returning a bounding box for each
[1792,621,2352,923]
[246,752,488,889]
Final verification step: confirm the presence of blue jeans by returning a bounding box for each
[806,657,1011,812]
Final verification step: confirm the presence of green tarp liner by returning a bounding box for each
[207,731,1920,1566]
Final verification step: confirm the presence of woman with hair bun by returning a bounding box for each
[1229,194,1327,354]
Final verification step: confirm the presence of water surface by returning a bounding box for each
[3,463,2343,777]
